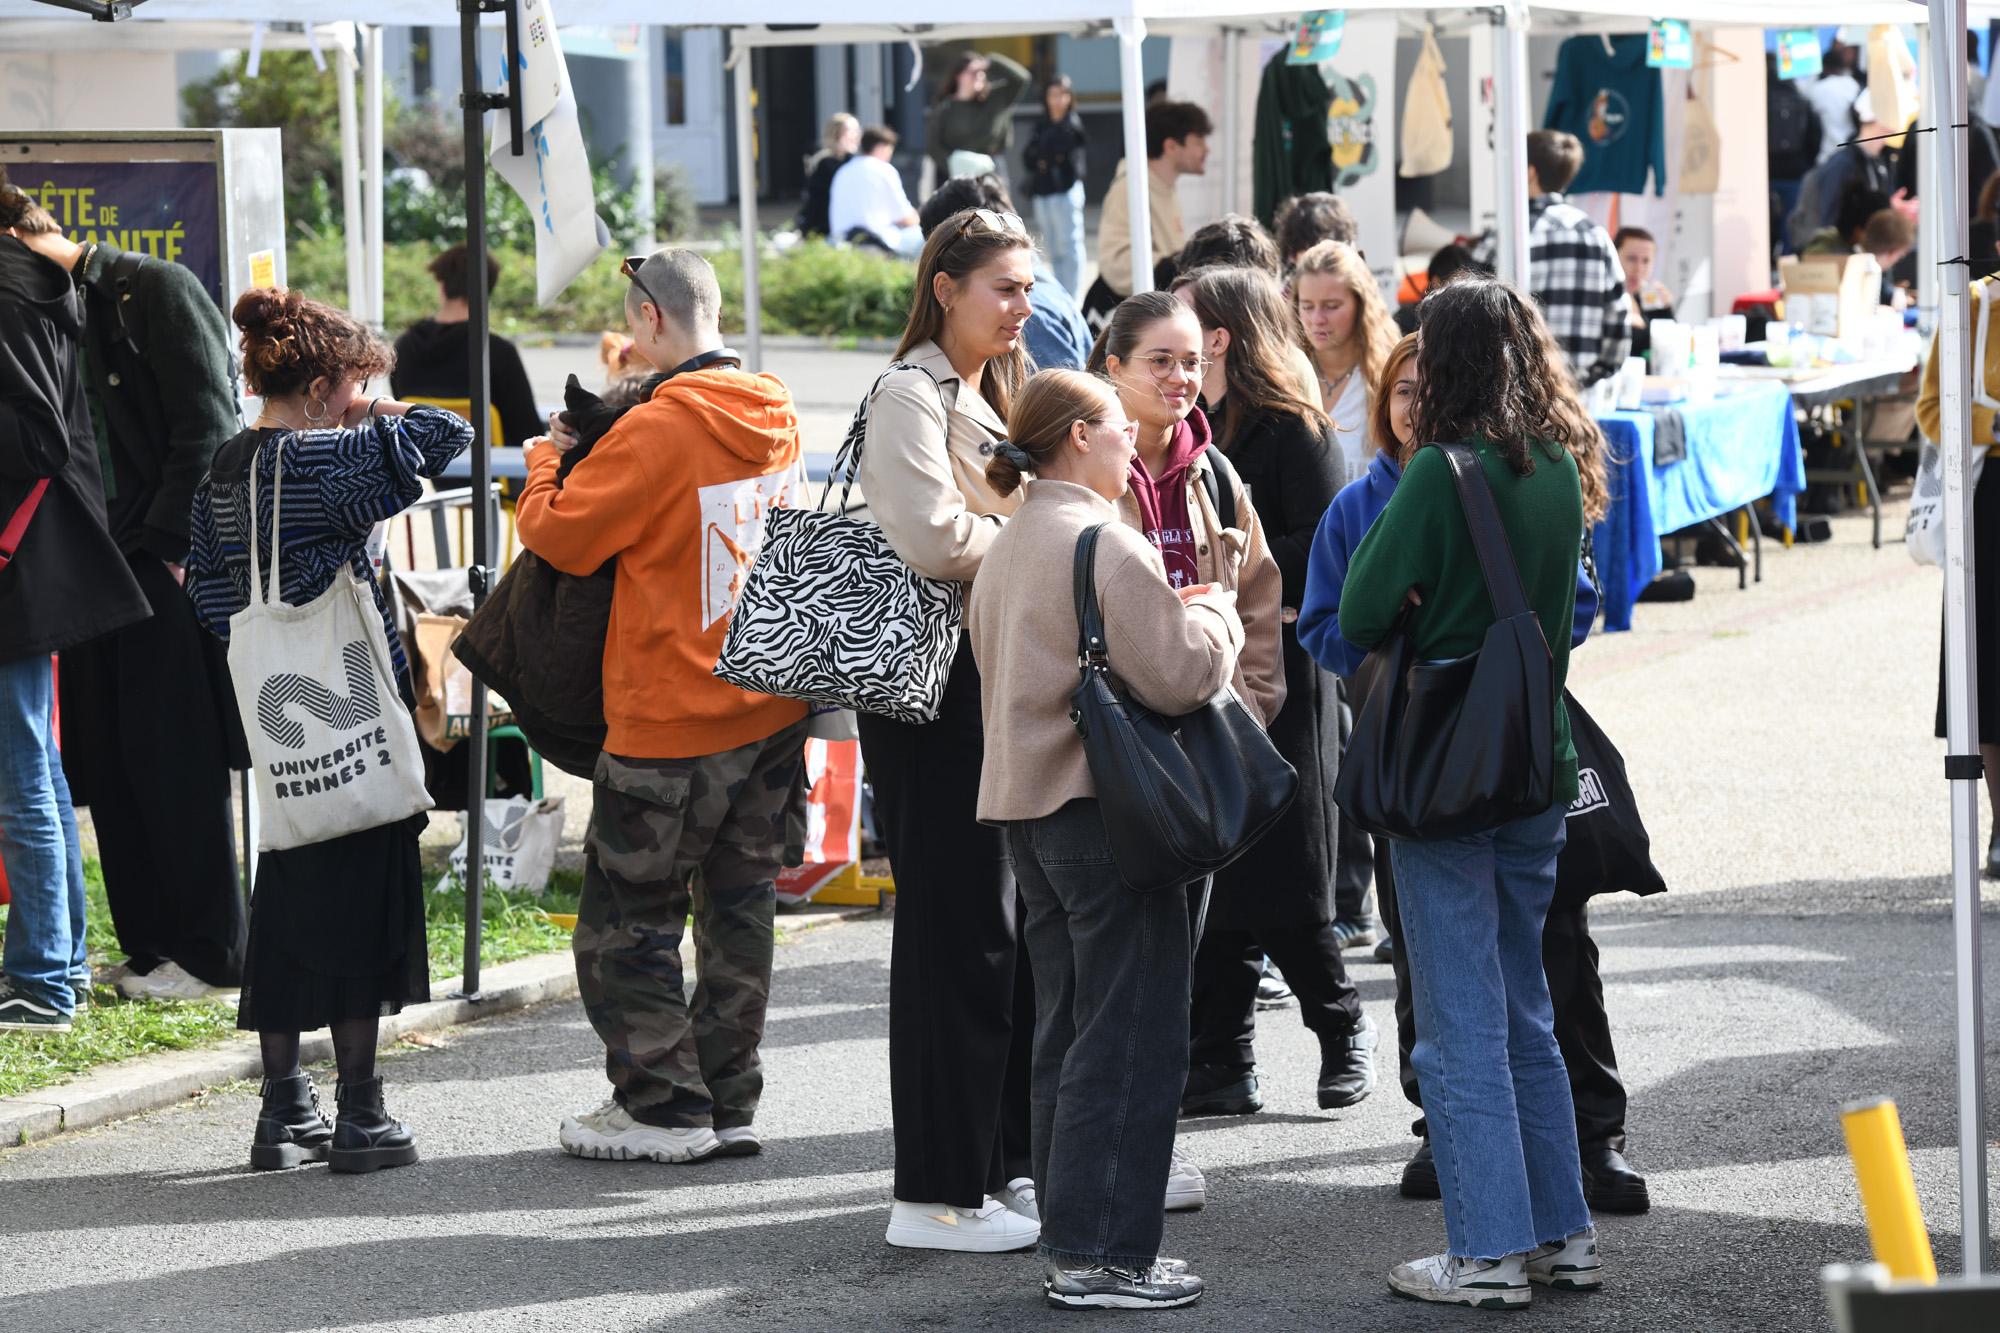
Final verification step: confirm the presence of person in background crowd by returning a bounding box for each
[1789,97,1895,253]
[798,112,862,240]
[1802,186,1893,257]
[517,250,807,1169]
[1089,101,1213,322]
[1294,241,1399,493]
[1393,243,1481,336]
[861,209,1042,1254]
[1919,228,2000,877]
[830,127,925,258]
[392,244,544,449]
[930,50,1031,189]
[1767,53,1825,250]
[1171,267,1377,1119]
[1613,227,1674,360]
[970,368,1233,1311]
[1301,330,1647,1218]
[1805,42,1863,166]
[186,287,472,1173]
[1472,130,1630,388]
[1022,76,1089,297]
[1334,277,1596,1309]
[5,163,249,1006]
[0,170,150,1033]
[1169,217,1323,410]
[920,176,1090,372]
[1274,191,1360,276]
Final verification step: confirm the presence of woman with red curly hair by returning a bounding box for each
[185,287,471,1175]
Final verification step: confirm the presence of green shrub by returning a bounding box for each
[712,241,914,340]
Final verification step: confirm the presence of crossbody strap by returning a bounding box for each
[1432,441,1535,626]
[1073,522,1108,669]
[0,478,50,570]
[1201,445,1239,532]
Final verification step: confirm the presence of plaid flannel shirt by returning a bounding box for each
[1472,194,1630,386]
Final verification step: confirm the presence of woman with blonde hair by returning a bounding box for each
[1294,240,1400,488]
[798,112,862,238]
[860,207,1044,1254]
[970,367,1237,1310]
[1169,267,1375,1115]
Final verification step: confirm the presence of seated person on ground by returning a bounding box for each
[829,126,924,258]
[392,243,544,447]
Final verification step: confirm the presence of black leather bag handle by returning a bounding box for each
[1432,441,1538,630]
[1073,522,1107,671]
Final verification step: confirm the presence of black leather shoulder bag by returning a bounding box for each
[1333,441,1556,841]
[1068,523,1298,892]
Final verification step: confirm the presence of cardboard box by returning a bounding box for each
[1780,254,1883,341]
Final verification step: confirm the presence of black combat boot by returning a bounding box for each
[250,1074,334,1171]
[328,1076,419,1174]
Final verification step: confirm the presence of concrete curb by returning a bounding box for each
[0,899,880,1151]
[528,332,897,353]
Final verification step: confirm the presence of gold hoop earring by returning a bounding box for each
[303,397,328,424]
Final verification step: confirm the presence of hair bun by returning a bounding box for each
[231,285,299,335]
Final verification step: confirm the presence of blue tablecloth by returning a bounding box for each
[1592,382,1805,632]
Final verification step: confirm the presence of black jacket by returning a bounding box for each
[75,244,239,564]
[392,319,543,449]
[0,237,149,664]
[1022,114,1087,198]
[797,151,849,237]
[1205,401,1345,927]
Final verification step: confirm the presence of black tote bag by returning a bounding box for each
[1068,524,1298,893]
[1555,690,1667,910]
[1335,442,1557,841]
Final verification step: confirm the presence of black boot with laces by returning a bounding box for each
[329,1076,419,1174]
[250,1074,334,1170]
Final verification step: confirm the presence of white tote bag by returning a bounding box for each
[228,440,433,850]
[1399,26,1454,179]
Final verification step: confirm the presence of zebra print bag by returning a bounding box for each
[227,438,432,851]
[714,365,962,725]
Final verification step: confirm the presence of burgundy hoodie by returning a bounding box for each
[1126,406,1212,589]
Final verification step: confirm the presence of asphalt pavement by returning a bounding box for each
[5,494,1998,1332]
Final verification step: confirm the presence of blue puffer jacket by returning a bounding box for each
[1298,449,1599,678]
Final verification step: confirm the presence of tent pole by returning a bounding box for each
[364,24,386,328]
[1492,1,1532,288]
[1918,24,1940,332]
[733,37,762,370]
[1115,14,1152,295]
[337,34,364,315]
[1220,27,1241,217]
[1929,0,1990,1278]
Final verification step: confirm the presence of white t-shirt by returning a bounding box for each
[1803,74,1862,165]
[828,155,915,249]
[1326,368,1371,491]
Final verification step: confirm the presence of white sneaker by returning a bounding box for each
[714,1126,762,1157]
[885,1197,1041,1252]
[116,962,230,1002]
[1526,1227,1603,1291]
[1164,1149,1206,1212]
[558,1100,721,1163]
[1388,1252,1532,1310]
[997,1176,1040,1222]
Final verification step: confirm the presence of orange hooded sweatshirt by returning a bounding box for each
[516,366,808,760]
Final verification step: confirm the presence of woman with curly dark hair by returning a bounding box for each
[186,287,470,1175]
[1338,275,1595,1311]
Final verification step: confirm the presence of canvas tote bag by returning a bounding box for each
[228,439,432,851]
[1399,26,1454,179]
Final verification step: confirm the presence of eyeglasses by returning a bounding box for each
[953,208,1030,242]
[621,255,664,318]
[1130,352,1210,381]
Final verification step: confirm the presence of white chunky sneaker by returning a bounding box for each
[1388,1252,1532,1310]
[1164,1149,1206,1212]
[714,1126,762,1157]
[117,962,231,1002]
[1526,1227,1603,1291]
[885,1197,1041,1252]
[997,1176,1040,1222]
[558,1100,720,1163]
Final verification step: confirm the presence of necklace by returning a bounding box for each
[1321,365,1357,403]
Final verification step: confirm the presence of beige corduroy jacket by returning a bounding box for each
[855,340,1023,583]
[968,480,1244,824]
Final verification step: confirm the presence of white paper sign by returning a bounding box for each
[490,0,610,304]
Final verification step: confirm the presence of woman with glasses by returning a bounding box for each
[1294,240,1400,490]
[1169,266,1376,1119]
[968,368,1237,1311]
[859,207,1044,1254]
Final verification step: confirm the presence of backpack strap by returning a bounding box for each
[106,249,150,357]
[1201,444,1240,532]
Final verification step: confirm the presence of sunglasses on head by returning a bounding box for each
[953,208,1029,243]
[621,255,664,318]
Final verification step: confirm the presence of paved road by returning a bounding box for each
[7,500,1999,1331]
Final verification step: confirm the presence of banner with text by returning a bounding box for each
[17,162,221,303]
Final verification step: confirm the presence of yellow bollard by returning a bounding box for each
[1839,1097,1938,1282]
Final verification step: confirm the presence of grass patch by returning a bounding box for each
[0,859,582,1103]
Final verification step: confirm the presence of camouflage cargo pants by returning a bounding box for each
[575,720,808,1129]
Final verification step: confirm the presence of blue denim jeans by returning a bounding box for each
[1389,801,1590,1259]
[0,655,88,1014]
[1032,184,1086,300]
[1009,799,1190,1269]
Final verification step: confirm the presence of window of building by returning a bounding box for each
[664,31,688,126]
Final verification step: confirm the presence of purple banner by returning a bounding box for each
[18,161,222,305]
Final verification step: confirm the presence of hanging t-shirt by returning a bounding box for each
[1543,35,1667,197]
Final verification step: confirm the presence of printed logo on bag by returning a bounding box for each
[700,473,796,629]
[1567,767,1609,818]
[256,641,395,799]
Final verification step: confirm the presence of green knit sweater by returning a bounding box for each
[1339,439,1585,803]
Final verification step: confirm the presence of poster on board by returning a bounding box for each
[13,162,222,302]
